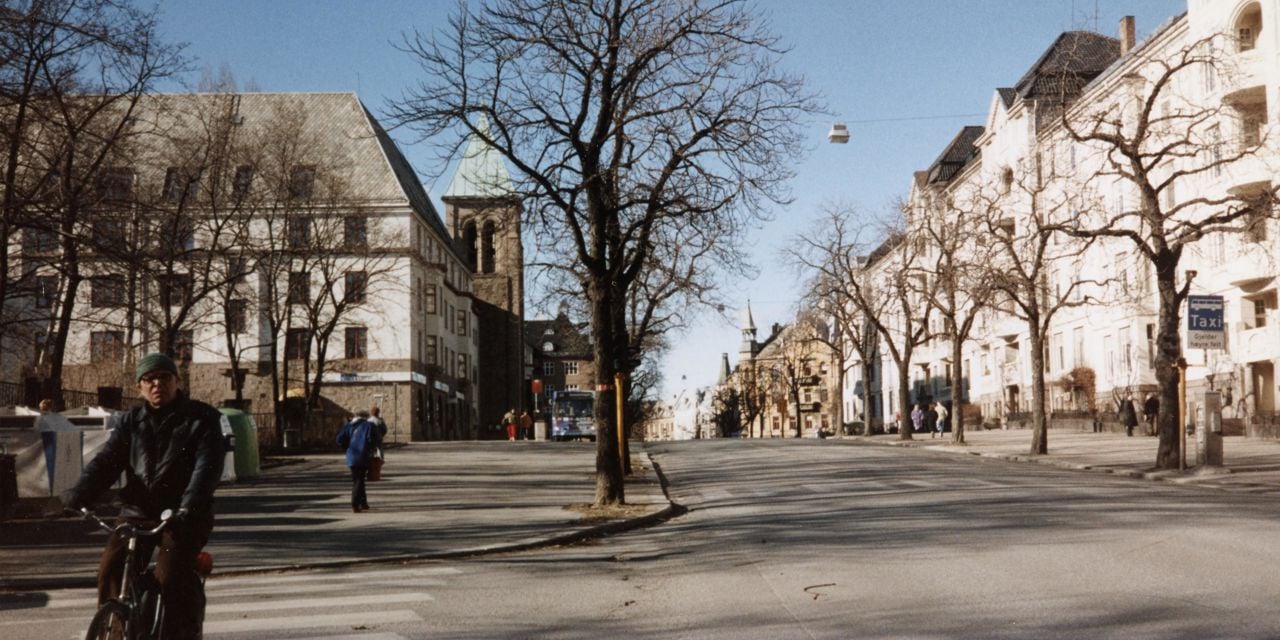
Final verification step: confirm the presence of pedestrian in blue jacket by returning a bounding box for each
[337,411,381,513]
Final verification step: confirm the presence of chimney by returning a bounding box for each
[1119,16,1136,55]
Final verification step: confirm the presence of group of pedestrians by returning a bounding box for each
[502,408,534,441]
[1120,392,1159,437]
[909,401,950,437]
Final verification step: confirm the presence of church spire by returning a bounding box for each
[443,114,515,199]
[738,300,758,361]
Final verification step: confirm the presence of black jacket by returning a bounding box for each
[65,393,225,521]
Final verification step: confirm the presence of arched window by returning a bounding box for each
[1236,2,1262,52]
[481,220,497,274]
[462,221,478,272]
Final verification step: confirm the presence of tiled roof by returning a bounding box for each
[925,126,984,185]
[1014,31,1120,100]
[996,88,1018,108]
[525,313,592,357]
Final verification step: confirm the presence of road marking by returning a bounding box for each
[205,609,423,634]
[210,566,461,587]
[292,634,409,640]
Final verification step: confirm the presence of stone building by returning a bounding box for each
[525,311,595,416]
[6,92,479,441]
[442,117,525,430]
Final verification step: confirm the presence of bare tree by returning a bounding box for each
[1058,35,1280,468]
[789,205,890,436]
[390,0,817,504]
[972,161,1100,455]
[0,0,184,404]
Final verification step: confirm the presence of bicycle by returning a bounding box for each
[80,508,212,640]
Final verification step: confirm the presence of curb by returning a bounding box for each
[0,452,682,592]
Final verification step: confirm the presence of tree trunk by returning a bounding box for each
[897,363,913,440]
[1029,319,1048,456]
[590,277,624,505]
[861,360,874,436]
[1153,263,1182,469]
[951,338,966,444]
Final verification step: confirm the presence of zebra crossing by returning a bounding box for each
[0,565,462,639]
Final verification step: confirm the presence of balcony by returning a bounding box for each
[1221,49,1264,104]
[797,375,821,386]
[1236,322,1279,363]
[1222,153,1271,197]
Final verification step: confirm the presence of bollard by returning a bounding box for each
[1197,391,1224,467]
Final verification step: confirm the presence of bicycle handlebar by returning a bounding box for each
[80,507,175,538]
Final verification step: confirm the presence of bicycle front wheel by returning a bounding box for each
[85,601,131,640]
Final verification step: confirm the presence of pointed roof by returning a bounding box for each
[924,126,985,186]
[717,353,731,385]
[743,300,757,332]
[444,115,515,199]
[1013,31,1120,101]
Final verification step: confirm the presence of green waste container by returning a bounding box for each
[218,408,260,480]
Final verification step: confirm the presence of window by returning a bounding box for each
[1246,206,1268,243]
[1146,324,1157,370]
[35,275,58,309]
[563,361,579,375]
[228,299,248,334]
[288,165,315,199]
[1254,299,1268,328]
[162,167,200,202]
[90,275,125,308]
[91,219,127,247]
[426,335,438,366]
[542,362,555,376]
[285,328,310,360]
[456,308,467,336]
[96,167,134,201]
[345,271,367,304]
[287,218,310,249]
[227,256,249,284]
[344,216,367,249]
[24,227,58,254]
[176,330,194,361]
[457,353,468,380]
[232,165,254,197]
[425,284,437,314]
[481,221,496,274]
[542,341,554,352]
[345,326,368,359]
[287,271,309,305]
[90,331,125,364]
[157,273,192,308]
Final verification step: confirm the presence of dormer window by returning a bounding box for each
[543,341,555,352]
[1236,3,1262,52]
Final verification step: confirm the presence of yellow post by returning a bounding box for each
[615,372,626,478]
[1177,357,1188,471]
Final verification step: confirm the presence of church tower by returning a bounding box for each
[442,116,525,430]
[738,300,759,363]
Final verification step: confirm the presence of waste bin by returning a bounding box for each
[218,408,260,480]
[218,414,237,483]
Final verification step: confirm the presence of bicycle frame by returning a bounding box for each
[83,508,173,639]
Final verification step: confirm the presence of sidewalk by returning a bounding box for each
[848,428,1280,492]
[0,441,673,592]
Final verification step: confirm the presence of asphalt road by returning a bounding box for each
[7,438,1280,639]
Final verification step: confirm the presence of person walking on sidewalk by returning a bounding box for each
[519,409,534,440]
[925,403,939,438]
[63,353,224,640]
[910,403,924,434]
[1121,395,1139,437]
[935,402,949,437]
[503,408,517,441]
[1143,393,1159,436]
[337,411,382,513]
[369,405,389,442]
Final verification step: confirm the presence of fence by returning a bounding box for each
[0,380,141,411]
[252,410,351,454]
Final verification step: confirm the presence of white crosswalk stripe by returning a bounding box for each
[4,564,459,639]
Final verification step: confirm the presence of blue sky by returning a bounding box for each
[155,0,1187,398]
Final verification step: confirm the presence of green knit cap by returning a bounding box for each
[135,352,178,382]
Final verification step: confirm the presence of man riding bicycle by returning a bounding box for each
[64,353,225,640]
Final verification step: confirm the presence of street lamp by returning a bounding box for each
[827,122,850,144]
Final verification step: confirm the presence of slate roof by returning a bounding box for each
[1013,31,1120,101]
[525,313,592,358]
[140,92,463,263]
[924,126,985,185]
[996,88,1018,109]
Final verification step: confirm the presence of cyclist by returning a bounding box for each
[64,352,225,640]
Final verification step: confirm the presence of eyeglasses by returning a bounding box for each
[139,372,175,386]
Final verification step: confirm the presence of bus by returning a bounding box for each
[550,390,596,441]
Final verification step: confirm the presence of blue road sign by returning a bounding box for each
[1188,295,1225,350]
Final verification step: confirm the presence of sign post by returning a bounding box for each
[1187,295,1225,350]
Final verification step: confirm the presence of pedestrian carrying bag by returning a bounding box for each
[370,454,384,481]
